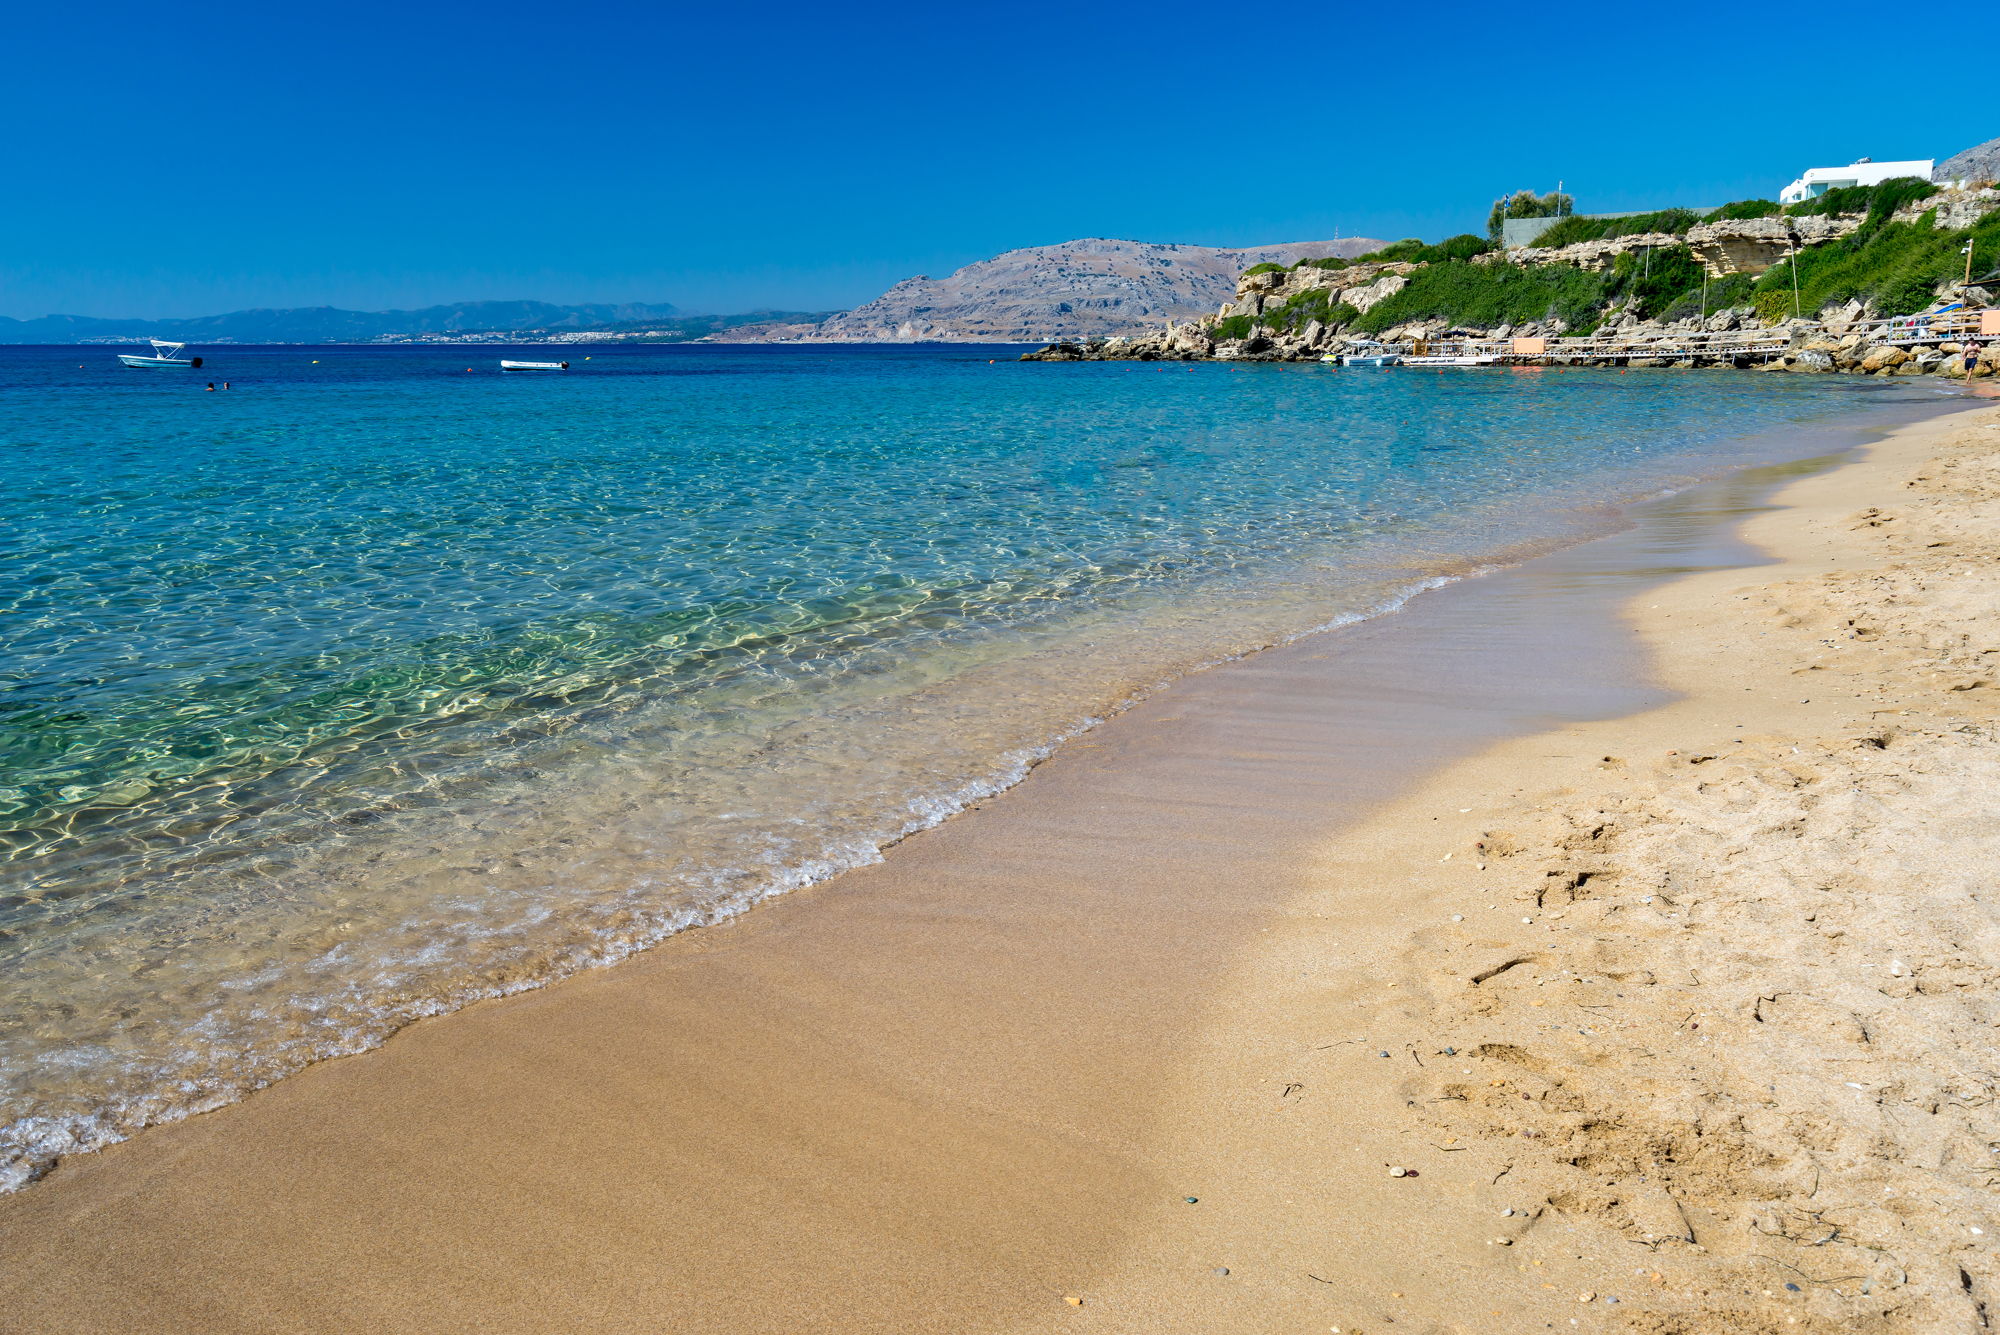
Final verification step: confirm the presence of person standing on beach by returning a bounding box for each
[1965,341,1984,376]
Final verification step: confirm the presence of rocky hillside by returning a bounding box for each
[1937,134,2000,186]
[712,237,1386,344]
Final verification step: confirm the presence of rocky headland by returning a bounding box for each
[709,236,1386,345]
[1025,182,2000,377]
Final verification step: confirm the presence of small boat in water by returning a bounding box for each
[1336,341,1400,368]
[1403,354,1500,367]
[500,359,569,371]
[118,340,202,369]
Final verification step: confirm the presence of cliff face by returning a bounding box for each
[712,236,1386,344]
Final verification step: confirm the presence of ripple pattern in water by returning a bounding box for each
[0,343,1946,1187]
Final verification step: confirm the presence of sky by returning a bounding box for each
[0,1,1966,321]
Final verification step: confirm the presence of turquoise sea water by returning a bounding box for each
[0,343,1960,1187]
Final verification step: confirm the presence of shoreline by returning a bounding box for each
[3,394,1997,1331]
[4,363,1910,1199]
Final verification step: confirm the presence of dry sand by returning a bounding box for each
[5,399,2000,1333]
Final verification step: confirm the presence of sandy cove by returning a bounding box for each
[4,398,2000,1334]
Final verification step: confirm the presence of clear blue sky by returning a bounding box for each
[1,1,1963,320]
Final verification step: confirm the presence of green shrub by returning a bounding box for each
[1346,235,1491,266]
[1435,233,1494,262]
[1754,288,1797,324]
[1606,244,1708,319]
[1293,256,1351,271]
[1210,314,1255,341]
[1487,190,1574,240]
[1354,239,1432,263]
[1655,272,1757,324]
[1524,208,1702,250]
[1785,184,1873,218]
[1705,199,1782,221]
[1354,258,1606,333]
[1241,262,1285,276]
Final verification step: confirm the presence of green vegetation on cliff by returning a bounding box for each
[1526,208,1704,249]
[1530,199,1784,249]
[1357,235,1492,265]
[1751,205,2000,319]
[1349,242,1765,335]
[1785,176,1936,220]
[1353,260,1607,334]
[1708,199,1785,222]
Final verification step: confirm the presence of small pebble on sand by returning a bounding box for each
[1064,1295,1083,1306]
[1579,1291,1595,1303]
[1213,1267,1230,1276]
[1502,1207,1514,1216]
[1389,1166,1407,1177]
[1522,917,1533,924]
[1452,914,1464,922]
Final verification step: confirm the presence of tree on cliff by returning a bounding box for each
[1487,190,1574,241]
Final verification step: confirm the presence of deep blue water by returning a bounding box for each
[0,340,1959,1188]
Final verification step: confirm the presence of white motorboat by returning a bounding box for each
[1403,354,1500,367]
[118,340,201,369]
[1338,342,1401,368]
[500,359,569,370]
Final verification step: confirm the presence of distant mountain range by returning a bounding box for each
[0,300,687,345]
[712,237,1391,344]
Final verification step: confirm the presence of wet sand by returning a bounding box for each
[3,399,1997,1333]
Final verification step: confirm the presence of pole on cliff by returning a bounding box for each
[1790,241,1802,319]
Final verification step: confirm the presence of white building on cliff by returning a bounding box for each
[1779,157,1935,204]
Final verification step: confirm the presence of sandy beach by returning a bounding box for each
[6,395,2000,1334]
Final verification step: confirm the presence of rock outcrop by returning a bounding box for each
[1936,135,2000,186]
[713,236,1387,344]
[1502,231,1684,272]
[1218,261,1415,321]
[1683,214,1864,276]
[1930,186,2000,231]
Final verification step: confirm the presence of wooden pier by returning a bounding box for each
[1388,307,1999,368]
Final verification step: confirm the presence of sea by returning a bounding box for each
[0,341,1970,1189]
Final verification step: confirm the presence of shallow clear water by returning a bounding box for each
[0,342,1958,1187]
